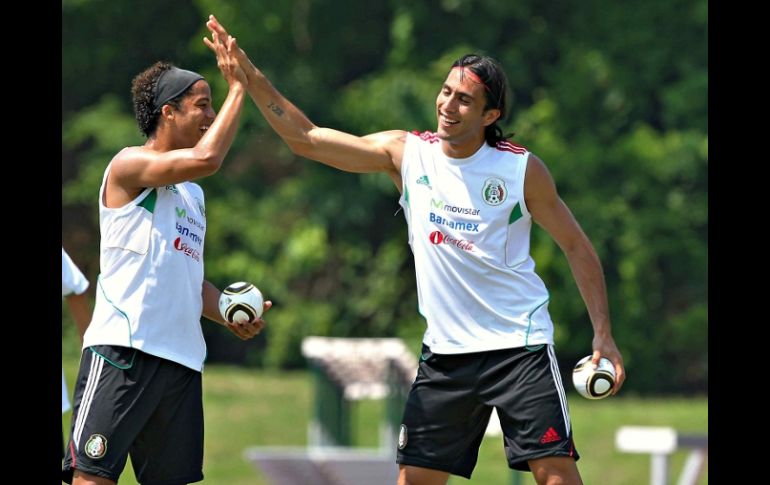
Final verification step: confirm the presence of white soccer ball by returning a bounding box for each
[572,355,616,400]
[218,282,264,324]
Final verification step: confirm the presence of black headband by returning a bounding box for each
[152,67,204,114]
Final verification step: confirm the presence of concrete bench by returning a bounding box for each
[244,446,399,485]
[615,426,708,485]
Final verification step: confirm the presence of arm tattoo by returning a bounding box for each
[267,101,284,117]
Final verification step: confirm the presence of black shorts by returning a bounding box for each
[62,345,204,485]
[396,344,579,477]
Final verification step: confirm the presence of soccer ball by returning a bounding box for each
[572,355,616,400]
[218,282,264,324]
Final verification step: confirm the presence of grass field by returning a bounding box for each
[62,349,707,484]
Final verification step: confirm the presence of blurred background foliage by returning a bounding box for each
[62,0,707,394]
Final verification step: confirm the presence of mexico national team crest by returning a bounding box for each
[85,434,108,459]
[482,177,507,205]
[398,424,408,449]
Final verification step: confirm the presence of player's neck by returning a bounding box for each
[441,136,486,159]
[144,131,181,152]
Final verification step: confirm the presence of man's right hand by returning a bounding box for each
[224,300,272,340]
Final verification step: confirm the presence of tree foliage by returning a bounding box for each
[63,0,707,394]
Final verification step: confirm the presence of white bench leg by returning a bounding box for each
[676,448,707,485]
[651,453,669,485]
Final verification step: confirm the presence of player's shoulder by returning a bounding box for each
[365,129,408,143]
[409,130,440,144]
[363,129,409,157]
[493,139,529,155]
[109,145,149,167]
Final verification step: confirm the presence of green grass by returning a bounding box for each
[63,340,707,484]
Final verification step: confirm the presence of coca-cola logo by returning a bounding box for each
[428,231,474,252]
[174,237,201,261]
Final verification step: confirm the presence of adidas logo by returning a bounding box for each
[539,426,561,444]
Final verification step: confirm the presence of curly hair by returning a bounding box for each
[131,61,188,137]
[451,54,514,146]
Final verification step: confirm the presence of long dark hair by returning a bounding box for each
[451,54,513,146]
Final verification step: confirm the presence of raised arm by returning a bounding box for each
[524,153,626,393]
[108,35,246,202]
[205,15,405,188]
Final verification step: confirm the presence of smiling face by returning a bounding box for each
[435,67,500,157]
[167,79,216,148]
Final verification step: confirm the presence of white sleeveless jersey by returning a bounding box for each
[399,131,554,354]
[84,164,208,371]
[62,247,89,297]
